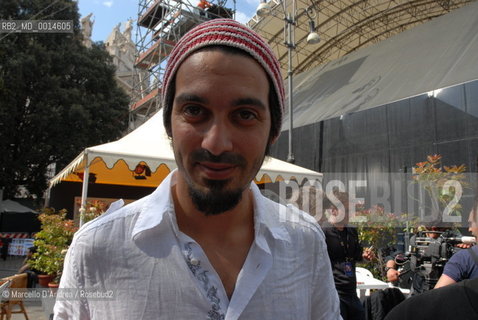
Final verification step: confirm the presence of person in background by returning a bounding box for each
[384,227,442,288]
[197,0,212,16]
[18,246,39,287]
[385,224,473,294]
[322,191,374,320]
[434,198,478,288]
[54,19,340,320]
[384,277,478,320]
[0,237,11,261]
[197,0,212,10]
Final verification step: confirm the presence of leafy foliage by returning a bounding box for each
[0,0,129,200]
[30,208,77,276]
[412,154,467,222]
[79,200,106,224]
[353,204,402,279]
[353,154,466,279]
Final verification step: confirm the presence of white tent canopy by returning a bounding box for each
[0,200,36,213]
[49,111,322,221]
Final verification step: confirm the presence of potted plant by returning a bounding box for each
[29,208,77,287]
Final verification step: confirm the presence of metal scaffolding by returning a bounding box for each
[129,0,236,129]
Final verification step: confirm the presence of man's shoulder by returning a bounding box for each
[76,171,175,240]
[458,246,478,264]
[74,195,151,241]
[260,195,323,238]
[448,246,472,262]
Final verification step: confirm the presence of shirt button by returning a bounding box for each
[191,258,199,265]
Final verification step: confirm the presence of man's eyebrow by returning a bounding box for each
[174,93,208,105]
[232,98,266,111]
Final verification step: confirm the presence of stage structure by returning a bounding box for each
[129,0,236,129]
[249,0,475,77]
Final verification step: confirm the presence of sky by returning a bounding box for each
[77,0,259,43]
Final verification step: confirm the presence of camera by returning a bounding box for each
[395,231,475,292]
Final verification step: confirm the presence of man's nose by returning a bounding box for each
[201,121,233,156]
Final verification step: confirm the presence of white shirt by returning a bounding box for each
[54,170,340,320]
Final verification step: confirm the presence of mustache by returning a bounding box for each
[190,149,247,167]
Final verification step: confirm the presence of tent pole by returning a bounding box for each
[44,187,51,208]
[80,153,90,228]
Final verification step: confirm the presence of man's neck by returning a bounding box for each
[172,172,255,299]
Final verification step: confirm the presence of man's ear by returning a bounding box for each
[269,134,279,145]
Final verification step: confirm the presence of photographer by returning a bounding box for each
[385,226,469,295]
[384,200,478,320]
[435,200,478,288]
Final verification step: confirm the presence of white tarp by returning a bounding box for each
[285,1,478,129]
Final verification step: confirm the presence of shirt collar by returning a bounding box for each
[132,170,291,244]
[250,182,291,244]
[131,170,176,241]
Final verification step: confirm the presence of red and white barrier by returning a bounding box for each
[0,234,35,256]
[0,232,31,239]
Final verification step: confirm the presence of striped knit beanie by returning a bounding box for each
[162,18,285,139]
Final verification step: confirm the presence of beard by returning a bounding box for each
[188,178,244,215]
[183,149,250,215]
[174,144,267,215]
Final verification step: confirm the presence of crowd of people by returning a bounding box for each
[295,188,478,319]
[384,199,478,319]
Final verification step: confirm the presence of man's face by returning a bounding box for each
[468,208,478,238]
[170,49,271,215]
[425,226,443,239]
[327,204,349,225]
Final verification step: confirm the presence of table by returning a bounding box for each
[356,271,391,298]
[356,271,410,298]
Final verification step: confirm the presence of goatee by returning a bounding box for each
[188,179,244,215]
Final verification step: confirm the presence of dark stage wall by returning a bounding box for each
[271,80,478,216]
[273,80,478,175]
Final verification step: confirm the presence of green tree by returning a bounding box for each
[0,0,129,200]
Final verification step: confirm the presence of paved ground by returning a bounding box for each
[0,255,24,279]
[0,256,51,320]
[10,300,48,320]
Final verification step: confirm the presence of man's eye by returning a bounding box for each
[183,105,203,117]
[236,110,257,121]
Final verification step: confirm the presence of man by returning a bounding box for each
[18,246,39,287]
[322,191,374,320]
[385,226,470,295]
[434,199,478,288]
[197,0,212,9]
[54,19,340,319]
[384,227,443,294]
[196,0,212,17]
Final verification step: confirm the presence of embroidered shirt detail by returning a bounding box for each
[184,243,225,320]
